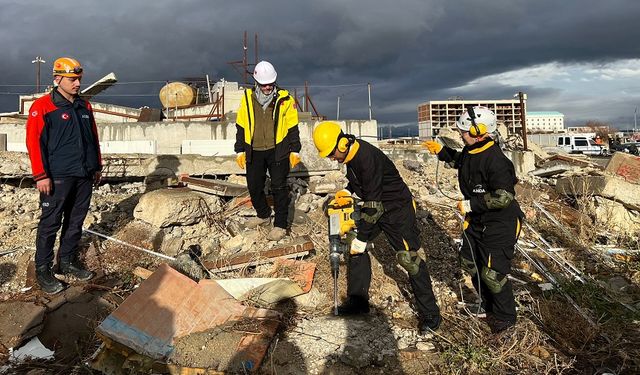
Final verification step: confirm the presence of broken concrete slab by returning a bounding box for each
[591,196,640,235]
[556,175,640,211]
[179,175,249,197]
[94,264,280,373]
[0,301,45,349]
[204,236,315,272]
[133,188,214,227]
[605,152,640,184]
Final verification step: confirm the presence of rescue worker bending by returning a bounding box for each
[313,121,441,333]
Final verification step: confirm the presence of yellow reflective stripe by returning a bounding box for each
[402,239,410,251]
[412,200,417,212]
[468,140,494,154]
[516,217,522,238]
[463,217,469,230]
[488,254,492,268]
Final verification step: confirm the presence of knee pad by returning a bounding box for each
[459,255,477,276]
[396,250,422,276]
[480,266,508,294]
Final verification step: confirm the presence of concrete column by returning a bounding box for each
[0,134,6,152]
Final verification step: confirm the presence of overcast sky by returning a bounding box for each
[1,0,639,128]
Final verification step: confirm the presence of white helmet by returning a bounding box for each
[456,106,497,137]
[253,61,277,85]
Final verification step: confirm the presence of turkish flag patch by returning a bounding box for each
[31,111,38,117]
[62,113,70,120]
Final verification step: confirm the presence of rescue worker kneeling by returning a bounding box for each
[423,106,524,333]
[313,121,441,333]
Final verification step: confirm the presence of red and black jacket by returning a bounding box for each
[26,89,102,181]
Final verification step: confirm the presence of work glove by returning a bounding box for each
[236,152,246,169]
[422,140,443,155]
[350,238,367,255]
[289,152,301,168]
[457,200,472,215]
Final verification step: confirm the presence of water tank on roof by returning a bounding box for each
[159,82,196,108]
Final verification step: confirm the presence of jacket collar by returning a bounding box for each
[51,88,84,108]
[467,138,494,154]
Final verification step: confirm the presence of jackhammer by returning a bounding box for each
[326,190,359,315]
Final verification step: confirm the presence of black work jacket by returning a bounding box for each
[438,138,524,227]
[346,140,413,241]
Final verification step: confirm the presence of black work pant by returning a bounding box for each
[347,201,440,319]
[246,149,290,229]
[35,177,93,267]
[460,218,521,323]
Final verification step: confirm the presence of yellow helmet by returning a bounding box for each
[313,121,343,157]
[52,57,83,78]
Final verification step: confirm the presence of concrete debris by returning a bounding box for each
[179,175,249,197]
[556,175,640,211]
[133,188,220,227]
[436,127,464,149]
[605,152,640,184]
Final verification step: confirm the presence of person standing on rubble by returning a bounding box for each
[313,121,441,334]
[26,57,101,294]
[423,106,524,333]
[234,61,301,241]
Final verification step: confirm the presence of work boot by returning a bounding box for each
[418,314,441,334]
[488,316,515,334]
[337,296,370,315]
[267,227,287,241]
[36,263,65,295]
[59,257,95,281]
[245,216,270,229]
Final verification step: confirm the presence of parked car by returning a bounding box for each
[557,135,607,156]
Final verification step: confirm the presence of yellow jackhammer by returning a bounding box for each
[326,190,359,315]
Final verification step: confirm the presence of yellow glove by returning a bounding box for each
[236,152,246,169]
[289,152,301,168]
[422,140,443,155]
[457,200,472,215]
[350,238,367,255]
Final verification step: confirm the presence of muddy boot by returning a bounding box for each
[59,256,95,281]
[337,296,370,315]
[267,227,287,241]
[36,263,64,295]
[245,216,270,229]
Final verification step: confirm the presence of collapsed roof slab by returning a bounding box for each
[556,175,640,211]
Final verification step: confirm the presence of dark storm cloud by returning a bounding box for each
[1,0,638,126]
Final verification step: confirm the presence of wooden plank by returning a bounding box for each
[203,236,315,272]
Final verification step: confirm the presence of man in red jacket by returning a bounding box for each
[26,57,102,294]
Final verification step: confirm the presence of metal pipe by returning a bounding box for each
[83,228,176,261]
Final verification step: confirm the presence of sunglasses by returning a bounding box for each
[54,66,83,75]
[258,82,275,88]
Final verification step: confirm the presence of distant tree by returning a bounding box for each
[584,120,613,140]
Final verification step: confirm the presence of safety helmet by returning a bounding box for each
[253,61,277,85]
[313,121,343,157]
[456,106,497,137]
[52,57,83,78]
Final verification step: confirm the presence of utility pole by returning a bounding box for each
[518,91,528,151]
[635,106,637,134]
[336,96,340,120]
[367,83,372,121]
[31,56,46,94]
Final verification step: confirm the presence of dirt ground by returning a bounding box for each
[0,152,639,374]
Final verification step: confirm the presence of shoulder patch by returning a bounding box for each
[31,111,38,117]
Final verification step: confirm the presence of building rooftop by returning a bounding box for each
[527,111,564,116]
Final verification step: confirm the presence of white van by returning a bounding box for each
[557,135,607,156]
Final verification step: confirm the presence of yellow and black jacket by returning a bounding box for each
[234,87,300,162]
[437,138,524,246]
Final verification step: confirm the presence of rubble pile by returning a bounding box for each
[0,140,639,374]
